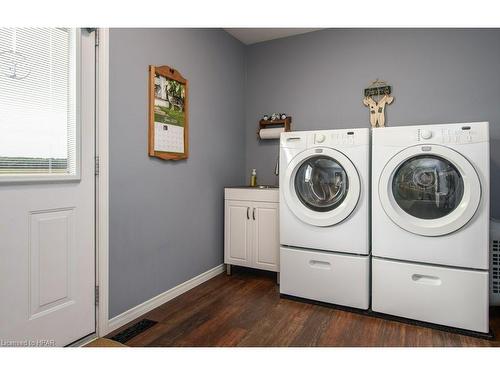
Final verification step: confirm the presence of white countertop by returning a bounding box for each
[225,186,279,202]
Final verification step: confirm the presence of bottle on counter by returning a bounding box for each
[250,169,257,187]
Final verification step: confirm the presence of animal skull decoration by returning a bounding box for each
[363,94,394,128]
[362,79,394,128]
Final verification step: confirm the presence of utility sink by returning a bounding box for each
[229,185,278,189]
[225,186,279,202]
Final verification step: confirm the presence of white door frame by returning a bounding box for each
[95,28,111,337]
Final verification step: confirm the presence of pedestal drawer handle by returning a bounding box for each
[411,274,442,286]
[309,260,331,269]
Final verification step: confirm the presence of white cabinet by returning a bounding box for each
[224,188,279,272]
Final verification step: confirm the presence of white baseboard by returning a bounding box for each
[107,264,225,334]
[69,333,98,347]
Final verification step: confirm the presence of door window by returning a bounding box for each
[0,28,78,178]
[294,156,349,212]
[392,155,464,219]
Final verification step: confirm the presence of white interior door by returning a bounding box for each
[0,28,96,346]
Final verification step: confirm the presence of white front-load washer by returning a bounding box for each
[371,122,490,333]
[279,128,370,310]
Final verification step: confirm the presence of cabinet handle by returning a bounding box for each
[253,207,256,220]
[246,207,250,220]
[309,260,331,269]
[411,274,442,286]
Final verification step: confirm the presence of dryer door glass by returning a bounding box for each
[392,155,464,219]
[294,156,349,212]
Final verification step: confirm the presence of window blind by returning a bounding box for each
[0,28,77,176]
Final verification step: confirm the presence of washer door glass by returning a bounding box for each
[392,155,464,220]
[294,156,349,212]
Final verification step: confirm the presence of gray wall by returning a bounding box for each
[109,28,500,318]
[245,29,500,217]
[109,29,246,318]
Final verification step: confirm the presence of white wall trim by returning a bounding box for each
[69,333,98,347]
[107,264,225,333]
[96,28,111,337]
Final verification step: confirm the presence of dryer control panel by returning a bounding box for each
[416,127,476,144]
[440,127,473,144]
[373,122,489,146]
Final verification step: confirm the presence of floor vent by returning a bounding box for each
[491,219,500,306]
[110,319,158,344]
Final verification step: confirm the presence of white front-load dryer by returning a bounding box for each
[279,128,370,310]
[371,122,490,333]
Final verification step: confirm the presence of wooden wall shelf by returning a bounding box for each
[257,116,292,137]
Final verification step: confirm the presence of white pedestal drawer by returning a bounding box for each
[372,257,489,333]
[280,246,370,309]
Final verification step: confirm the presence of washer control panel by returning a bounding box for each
[440,126,473,144]
[413,124,486,144]
[281,128,370,148]
[373,122,488,146]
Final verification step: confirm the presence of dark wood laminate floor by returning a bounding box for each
[107,267,500,347]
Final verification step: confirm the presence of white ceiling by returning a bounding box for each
[224,28,322,45]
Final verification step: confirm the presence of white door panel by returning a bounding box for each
[0,29,95,346]
[30,208,75,316]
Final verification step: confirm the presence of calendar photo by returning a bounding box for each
[154,75,185,127]
[153,74,186,153]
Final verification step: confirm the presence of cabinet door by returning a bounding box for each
[252,202,279,271]
[225,200,252,267]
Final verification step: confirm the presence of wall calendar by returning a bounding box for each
[148,65,189,160]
